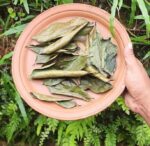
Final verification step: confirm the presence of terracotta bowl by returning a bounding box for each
[12,3,130,120]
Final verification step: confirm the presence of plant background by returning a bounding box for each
[0,0,150,146]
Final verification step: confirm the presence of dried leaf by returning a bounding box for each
[35,54,51,64]
[57,43,78,54]
[31,69,88,79]
[44,78,64,86]
[33,17,88,43]
[88,28,103,73]
[56,100,77,108]
[31,92,73,101]
[39,62,56,69]
[48,80,91,101]
[74,24,94,41]
[85,66,110,82]
[80,76,112,93]
[29,46,42,54]
[101,39,117,75]
[75,41,87,55]
[40,22,88,54]
[65,55,87,71]
[88,27,117,77]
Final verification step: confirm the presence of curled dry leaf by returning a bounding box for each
[31,69,88,79]
[40,22,88,54]
[31,92,73,101]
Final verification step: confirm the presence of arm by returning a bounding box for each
[124,43,150,125]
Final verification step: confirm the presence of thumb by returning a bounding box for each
[124,43,137,66]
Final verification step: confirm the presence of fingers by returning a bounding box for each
[124,43,137,66]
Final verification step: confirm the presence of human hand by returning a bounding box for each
[124,43,150,124]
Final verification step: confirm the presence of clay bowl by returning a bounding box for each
[12,3,130,120]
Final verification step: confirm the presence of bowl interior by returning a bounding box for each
[12,4,129,120]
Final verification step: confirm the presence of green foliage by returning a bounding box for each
[105,129,116,146]
[136,0,150,35]
[129,0,137,26]
[135,124,150,146]
[13,0,29,14]
[56,0,73,4]
[116,96,130,115]
[4,112,20,142]
[0,51,13,65]
[39,118,59,146]
[110,0,119,35]
[0,0,150,146]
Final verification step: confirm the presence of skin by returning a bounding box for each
[124,43,150,125]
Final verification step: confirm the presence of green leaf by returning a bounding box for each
[62,0,73,3]
[136,0,150,35]
[8,7,14,14]
[118,0,123,10]
[56,100,77,109]
[13,0,18,5]
[105,129,117,146]
[0,51,13,65]
[129,0,137,26]
[3,24,27,36]
[31,92,73,101]
[110,0,118,35]
[80,76,112,93]
[131,35,150,45]
[143,51,150,60]
[4,113,20,142]
[23,0,29,14]
[2,73,28,124]
[116,97,130,115]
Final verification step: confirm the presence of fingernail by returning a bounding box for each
[125,43,132,50]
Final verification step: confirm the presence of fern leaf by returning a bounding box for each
[105,130,116,146]
[136,124,150,146]
[116,97,130,115]
[34,115,47,136]
[39,118,59,146]
[4,113,20,142]
[57,122,67,145]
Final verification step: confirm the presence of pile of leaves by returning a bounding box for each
[29,17,117,108]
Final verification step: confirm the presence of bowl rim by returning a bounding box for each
[12,3,130,120]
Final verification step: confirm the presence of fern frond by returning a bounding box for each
[57,122,67,145]
[105,129,116,146]
[39,118,59,146]
[84,131,100,146]
[135,123,150,146]
[116,97,130,115]
[4,113,20,142]
[34,115,47,136]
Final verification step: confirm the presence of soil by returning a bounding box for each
[0,37,16,58]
